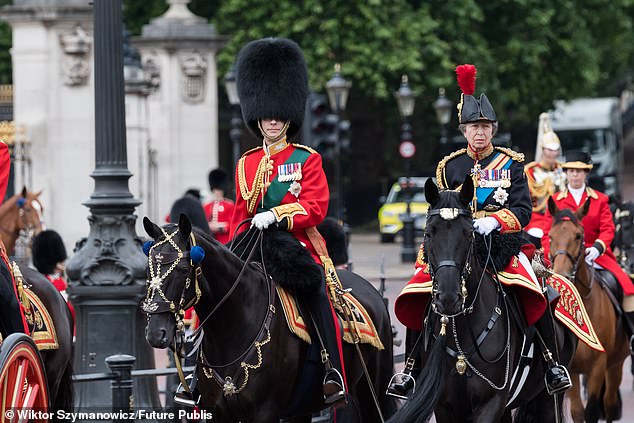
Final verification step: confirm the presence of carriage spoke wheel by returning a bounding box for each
[0,334,49,423]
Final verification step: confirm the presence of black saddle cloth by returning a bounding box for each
[230,228,324,296]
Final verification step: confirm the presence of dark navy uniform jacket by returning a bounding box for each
[436,145,532,233]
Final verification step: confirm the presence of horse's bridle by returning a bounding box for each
[426,207,474,318]
[142,227,202,335]
[549,220,585,282]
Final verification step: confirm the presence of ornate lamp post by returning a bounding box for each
[325,63,351,223]
[66,0,160,410]
[395,75,416,263]
[224,67,242,184]
[433,87,453,157]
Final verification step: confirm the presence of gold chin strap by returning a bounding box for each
[258,120,290,143]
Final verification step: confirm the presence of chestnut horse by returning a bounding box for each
[0,188,44,255]
[547,197,629,423]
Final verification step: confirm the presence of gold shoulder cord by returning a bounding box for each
[238,155,269,215]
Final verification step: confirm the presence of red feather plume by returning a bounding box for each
[455,64,477,95]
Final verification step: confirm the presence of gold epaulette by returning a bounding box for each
[241,146,263,158]
[291,143,318,154]
[495,146,524,163]
[525,160,538,170]
[436,148,466,189]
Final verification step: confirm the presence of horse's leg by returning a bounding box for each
[603,359,626,421]
[567,372,585,423]
[584,359,609,423]
[472,395,507,423]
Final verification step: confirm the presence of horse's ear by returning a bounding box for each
[35,190,43,198]
[21,186,27,197]
[178,214,192,239]
[425,178,439,207]
[576,199,591,220]
[547,196,559,217]
[459,176,474,207]
[143,216,161,240]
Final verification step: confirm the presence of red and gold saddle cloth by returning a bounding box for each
[546,273,604,351]
[395,256,603,351]
[276,286,385,350]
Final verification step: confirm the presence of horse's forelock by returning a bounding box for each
[553,208,579,226]
[433,189,464,210]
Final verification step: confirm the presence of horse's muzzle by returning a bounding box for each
[145,324,172,349]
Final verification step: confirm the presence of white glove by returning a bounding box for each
[585,247,600,264]
[251,211,276,230]
[473,216,501,235]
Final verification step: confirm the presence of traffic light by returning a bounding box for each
[303,92,338,154]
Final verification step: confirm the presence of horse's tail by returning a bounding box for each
[386,333,448,423]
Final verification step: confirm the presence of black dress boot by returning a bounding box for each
[536,311,572,395]
[301,288,347,409]
[387,328,422,399]
[624,311,634,354]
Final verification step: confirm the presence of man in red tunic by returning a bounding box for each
[543,151,634,348]
[524,113,566,241]
[228,38,346,407]
[202,168,234,244]
[0,140,30,337]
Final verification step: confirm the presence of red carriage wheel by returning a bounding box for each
[0,334,49,423]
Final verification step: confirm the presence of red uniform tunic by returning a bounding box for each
[543,187,634,295]
[0,141,10,201]
[203,199,235,244]
[229,140,329,262]
[524,160,565,233]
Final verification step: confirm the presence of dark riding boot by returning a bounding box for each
[623,311,634,355]
[387,328,422,400]
[536,311,572,395]
[301,288,347,409]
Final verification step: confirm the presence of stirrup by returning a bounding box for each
[174,375,200,408]
[544,364,572,395]
[386,371,416,400]
[323,368,347,407]
[629,335,634,355]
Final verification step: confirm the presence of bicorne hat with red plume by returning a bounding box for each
[455,64,497,124]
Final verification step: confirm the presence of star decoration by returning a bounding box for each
[493,187,509,205]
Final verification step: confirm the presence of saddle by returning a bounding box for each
[13,263,59,350]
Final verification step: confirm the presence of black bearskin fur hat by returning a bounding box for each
[32,230,67,275]
[317,217,348,267]
[208,168,228,191]
[170,196,212,237]
[236,37,308,140]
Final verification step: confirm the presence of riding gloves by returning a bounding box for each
[251,211,276,229]
[585,246,600,264]
[474,216,500,235]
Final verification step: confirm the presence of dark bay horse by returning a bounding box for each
[547,197,629,423]
[0,188,44,255]
[0,262,74,415]
[388,178,576,423]
[142,216,395,422]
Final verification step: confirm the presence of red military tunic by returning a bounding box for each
[543,186,634,295]
[524,160,565,233]
[229,138,329,263]
[0,141,10,201]
[203,198,235,244]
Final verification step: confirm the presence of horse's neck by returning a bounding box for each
[574,261,594,297]
[196,239,271,358]
[0,201,18,254]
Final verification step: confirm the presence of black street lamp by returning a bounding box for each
[224,67,242,185]
[433,87,454,157]
[395,75,417,263]
[66,0,160,410]
[325,63,351,223]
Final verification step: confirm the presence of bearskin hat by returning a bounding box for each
[169,196,211,236]
[455,64,497,124]
[236,37,308,139]
[32,230,67,275]
[208,168,228,191]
